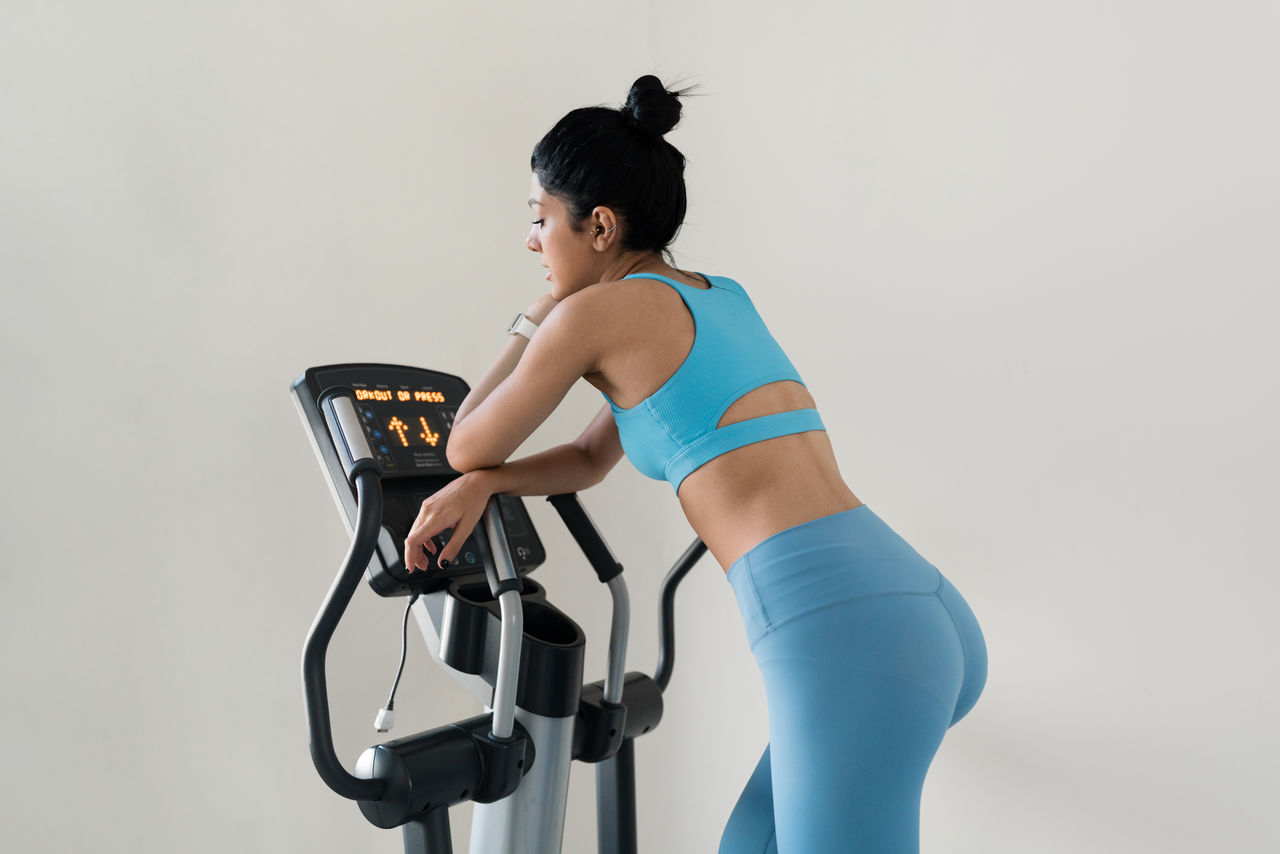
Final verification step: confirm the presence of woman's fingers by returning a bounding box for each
[405,511,452,572]
[437,513,480,568]
[406,517,478,571]
[403,481,490,572]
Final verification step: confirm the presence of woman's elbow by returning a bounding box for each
[446,436,477,472]
[446,433,503,473]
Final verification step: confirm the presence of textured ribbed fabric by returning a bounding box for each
[603,273,826,492]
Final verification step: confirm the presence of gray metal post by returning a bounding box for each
[402,809,453,854]
[597,738,638,854]
[469,706,576,853]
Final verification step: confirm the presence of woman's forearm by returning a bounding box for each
[454,293,560,425]
[471,442,607,498]
[454,333,529,424]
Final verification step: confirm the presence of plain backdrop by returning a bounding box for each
[2,1,1277,852]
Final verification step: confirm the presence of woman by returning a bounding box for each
[405,75,987,853]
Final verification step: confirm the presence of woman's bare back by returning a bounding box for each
[580,269,862,571]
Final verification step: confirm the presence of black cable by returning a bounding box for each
[385,591,420,711]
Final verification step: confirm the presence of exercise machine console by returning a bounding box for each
[292,363,704,853]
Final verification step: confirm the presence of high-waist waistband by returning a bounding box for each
[726,504,944,646]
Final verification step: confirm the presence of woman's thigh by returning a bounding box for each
[719,745,777,854]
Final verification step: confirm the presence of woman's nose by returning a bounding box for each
[526,229,540,252]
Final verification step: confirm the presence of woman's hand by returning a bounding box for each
[524,293,560,325]
[404,470,493,572]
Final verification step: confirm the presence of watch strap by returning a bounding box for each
[507,313,539,340]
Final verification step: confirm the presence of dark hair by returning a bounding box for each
[531,75,699,260]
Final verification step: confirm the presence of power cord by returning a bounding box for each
[375,591,420,733]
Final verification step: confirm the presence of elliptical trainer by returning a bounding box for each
[292,363,704,854]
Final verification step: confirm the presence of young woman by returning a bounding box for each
[404,75,987,853]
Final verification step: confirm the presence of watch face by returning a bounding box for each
[508,313,522,333]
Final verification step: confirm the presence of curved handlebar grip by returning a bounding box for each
[546,493,623,583]
[301,469,386,801]
[655,538,707,693]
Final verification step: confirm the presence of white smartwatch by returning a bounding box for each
[506,312,539,340]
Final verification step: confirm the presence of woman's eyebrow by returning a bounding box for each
[527,198,540,207]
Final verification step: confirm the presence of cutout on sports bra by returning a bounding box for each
[716,380,817,430]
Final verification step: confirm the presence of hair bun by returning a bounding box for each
[622,75,683,137]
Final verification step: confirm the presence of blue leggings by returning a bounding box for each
[719,504,987,854]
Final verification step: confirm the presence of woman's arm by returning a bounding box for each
[408,405,623,568]
[472,403,623,497]
[454,293,560,426]
[445,291,605,472]
[472,442,604,498]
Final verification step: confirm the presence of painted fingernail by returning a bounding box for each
[439,558,449,568]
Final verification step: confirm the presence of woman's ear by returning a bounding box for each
[588,207,620,245]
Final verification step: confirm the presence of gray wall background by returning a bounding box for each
[2,1,1276,851]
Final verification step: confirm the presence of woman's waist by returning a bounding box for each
[678,442,862,571]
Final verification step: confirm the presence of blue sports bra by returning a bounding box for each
[603,273,826,492]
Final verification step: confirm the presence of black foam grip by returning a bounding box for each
[546,494,623,583]
[490,577,523,597]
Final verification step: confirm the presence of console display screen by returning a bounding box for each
[354,389,448,404]
[353,394,455,473]
[295,363,547,594]
[384,413,442,448]
[313,365,468,476]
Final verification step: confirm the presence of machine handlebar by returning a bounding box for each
[301,468,386,802]
[546,494,624,583]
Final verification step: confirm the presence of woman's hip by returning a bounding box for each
[726,504,952,641]
[725,503,987,719]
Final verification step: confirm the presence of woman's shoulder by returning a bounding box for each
[552,279,651,331]
[593,270,739,297]
[569,270,742,323]
[559,275,697,349]
[575,275,684,309]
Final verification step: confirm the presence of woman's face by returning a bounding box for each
[526,173,600,299]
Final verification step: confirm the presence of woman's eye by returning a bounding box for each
[531,219,544,227]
